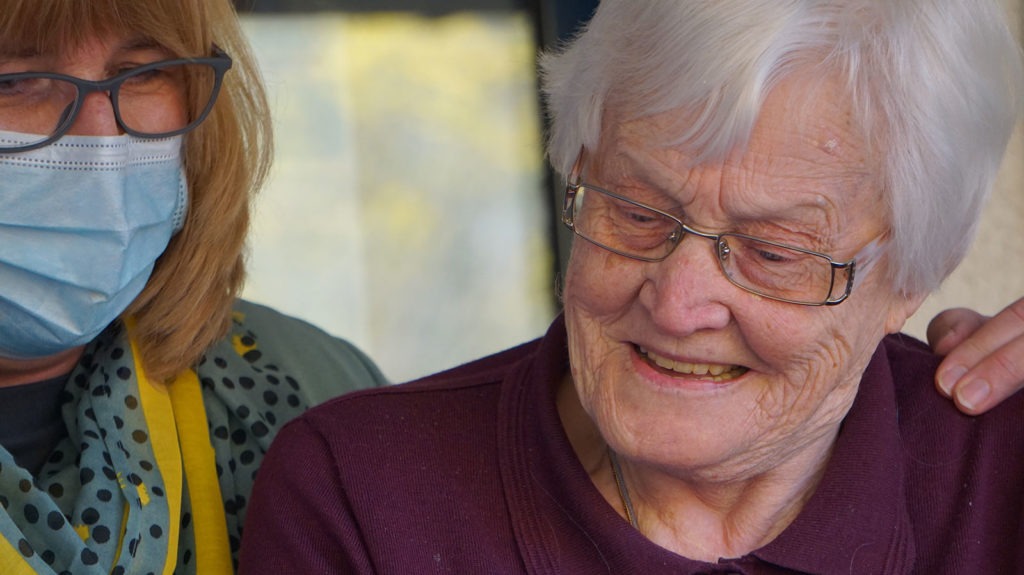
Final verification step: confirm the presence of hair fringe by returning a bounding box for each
[125,0,273,381]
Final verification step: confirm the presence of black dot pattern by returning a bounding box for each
[0,305,333,573]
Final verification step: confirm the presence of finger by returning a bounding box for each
[926,307,988,357]
[947,334,1024,414]
[934,297,1024,407]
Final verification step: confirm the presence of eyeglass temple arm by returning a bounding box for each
[562,147,587,222]
[823,260,855,305]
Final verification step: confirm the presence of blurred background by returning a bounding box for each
[235,0,1024,383]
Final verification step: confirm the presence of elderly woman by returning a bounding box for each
[239,0,1024,573]
[0,1,384,572]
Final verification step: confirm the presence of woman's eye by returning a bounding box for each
[121,68,164,84]
[756,248,790,263]
[625,210,658,224]
[0,76,48,97]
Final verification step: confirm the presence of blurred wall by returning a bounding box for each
[903,0,1024,339]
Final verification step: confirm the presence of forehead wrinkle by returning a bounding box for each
[722,156,867,248]
[595,76,882,246]
[728,146,861,211]
[617,145,694,197]
[598,130,847,241]
[715,77,878,242]
[594,107,701,195]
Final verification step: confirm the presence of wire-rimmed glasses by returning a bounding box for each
[562,179,876,306]
[0,46,232,152]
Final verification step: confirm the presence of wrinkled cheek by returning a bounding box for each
[564,243,639,318]
[563,246,632,403]
[777,309,886,391]
[565,308,610,402]
[752,362,831,430]
[564,284,628,430]
[750,330,866,435]
[566,319,632,441]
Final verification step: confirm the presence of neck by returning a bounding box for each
[557,374,838,561]
[0,347,84,388]
[616,438,834,560]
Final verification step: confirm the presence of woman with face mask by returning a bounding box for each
[0,1,386,573]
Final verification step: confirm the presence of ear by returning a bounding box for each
[884,290,927,334]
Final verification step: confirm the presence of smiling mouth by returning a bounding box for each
[637,346,750,382]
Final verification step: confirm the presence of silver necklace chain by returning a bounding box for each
[608,448,639,529]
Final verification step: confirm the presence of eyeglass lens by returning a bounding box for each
[569,185,841,304]
[0,62,218,150]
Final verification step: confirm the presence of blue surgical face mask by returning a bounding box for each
[0,131,188,360]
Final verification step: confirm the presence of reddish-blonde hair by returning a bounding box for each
[0,0,273,381]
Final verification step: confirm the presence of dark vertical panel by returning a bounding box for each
[531,0,599,298]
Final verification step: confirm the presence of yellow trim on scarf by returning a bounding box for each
[0,535,40,575]
[168,370,233,574]
[112,505,129,567]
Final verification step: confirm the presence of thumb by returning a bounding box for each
[926,307,989,356]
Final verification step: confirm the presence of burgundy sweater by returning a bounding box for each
[239,317,1024,574]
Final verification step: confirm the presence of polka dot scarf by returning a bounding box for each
[0,312,311,574]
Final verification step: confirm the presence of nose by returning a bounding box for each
[638,234,733,336]
[66,91,123,137]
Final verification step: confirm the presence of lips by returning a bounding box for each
[637,345,749,382]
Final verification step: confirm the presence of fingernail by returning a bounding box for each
[955,379,990,412]
[937,365,966,396]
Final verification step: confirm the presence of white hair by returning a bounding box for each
[541,0,1024,294]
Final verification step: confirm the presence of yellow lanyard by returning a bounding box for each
[137,346,234,575]
[165,369,234,574]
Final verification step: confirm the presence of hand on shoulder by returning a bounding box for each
[927,298,1024,414]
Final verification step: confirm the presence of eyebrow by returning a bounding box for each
[119,37,165,52]
[731,206,833,239]
[618,147,691,196]
[0,36,169,66]
[0,46,42,65]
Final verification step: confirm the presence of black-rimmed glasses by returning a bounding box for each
[562,179,879,306]
[0,46,232,152]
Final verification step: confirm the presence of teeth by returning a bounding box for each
[638,347,747,382]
